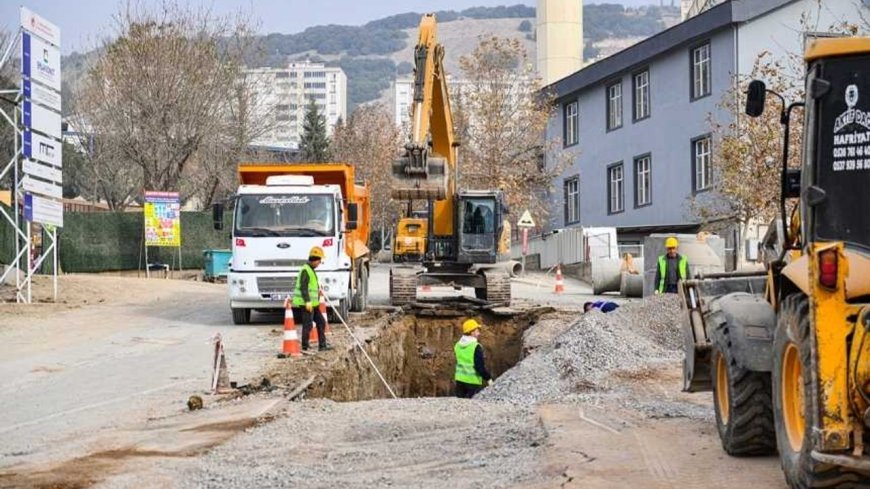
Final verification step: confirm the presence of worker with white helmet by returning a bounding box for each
[454,318,492,398]
[654,236,690,294]
[291,246,332,352]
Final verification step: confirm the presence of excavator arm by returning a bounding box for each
[391,14,455,237]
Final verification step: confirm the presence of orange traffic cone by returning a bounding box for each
[554,265,565,294]
[310,293,332,343]
[279,299,301,358]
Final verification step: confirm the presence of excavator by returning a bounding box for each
[389,14,512,306]
[678,36,870,487]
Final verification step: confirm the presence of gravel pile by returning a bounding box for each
[479,294,684,404]
[179,398,547,489]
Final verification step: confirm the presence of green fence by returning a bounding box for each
[0,204,14,266]
[58,210,233,273]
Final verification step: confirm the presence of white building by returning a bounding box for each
[392,78,414,129]
[247,63,347,150]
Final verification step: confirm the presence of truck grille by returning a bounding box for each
[255,259,306,267]
[257,276,296,295]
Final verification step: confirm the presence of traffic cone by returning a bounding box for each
[554,265,565,294]
[311,293,332,343]
[279,299,302,358]
[211,334,232,394]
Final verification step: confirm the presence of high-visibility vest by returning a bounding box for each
[657,254,688,293]
[454,339,483,386]
[292,264,320,307]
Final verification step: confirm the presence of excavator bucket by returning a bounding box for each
[391,155,447,200]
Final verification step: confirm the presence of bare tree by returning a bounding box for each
[74,1,258,206]
[451,36,562,223]
[332,103,402,240]
[691,52,804,240]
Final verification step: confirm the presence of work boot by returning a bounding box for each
[318,342,333,351]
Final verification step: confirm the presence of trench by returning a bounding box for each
[308,312,535,401]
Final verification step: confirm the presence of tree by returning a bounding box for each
[518,20,533,32]
[299,98,332,162]
[452,36,563,224]
[332,103,402,243]
[691,52,804,241]
[74,1,257,207]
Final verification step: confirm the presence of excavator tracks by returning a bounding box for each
[390,268,418,306]
[481,270,512,306]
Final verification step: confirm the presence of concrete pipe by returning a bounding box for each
[592,258,622,295]
[619,272,644,298]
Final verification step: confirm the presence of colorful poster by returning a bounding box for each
[144,191,181,247]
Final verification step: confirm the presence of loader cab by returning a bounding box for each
[455,190,507,264]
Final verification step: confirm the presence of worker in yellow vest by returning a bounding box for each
[454,319,492,398]
[292,246,332,352]
[654,237,690,294]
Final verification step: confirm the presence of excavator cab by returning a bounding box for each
[456,191,507,265]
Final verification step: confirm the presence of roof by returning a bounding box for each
[548,0,798,102]
[805,36,870,61]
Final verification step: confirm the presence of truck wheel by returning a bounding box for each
[710,335,776,456]
[772,295,868,488]
[231,307,251,325]
[352,266,368,312]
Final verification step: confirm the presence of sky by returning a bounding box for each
[1,0,662,54]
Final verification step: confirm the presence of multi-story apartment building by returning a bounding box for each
[247,62,347,150]
[544,0,864,248]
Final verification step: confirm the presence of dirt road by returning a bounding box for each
[0,270,788,488]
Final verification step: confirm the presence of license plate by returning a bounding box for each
[270,294,288,302]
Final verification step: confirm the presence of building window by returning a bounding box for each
[563,176,580,224]
[275,72,289,79]
[606,81,623,131]
[563,101,578,147]
[304,82,327,89]
[691,43,711,100]
[634,154,652,207]
[692,135,712,192]
[276,104,289,111]
[633,70,650,121]
[607,163,624,214]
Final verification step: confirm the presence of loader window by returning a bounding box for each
[235,194,335,237]
[812,55,870,248]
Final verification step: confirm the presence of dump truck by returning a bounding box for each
[213,163,370,324]
[679,37,870,488]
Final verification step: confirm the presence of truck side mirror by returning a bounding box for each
[213,202,224,231]
[745,80,767,118]
[348,203,359,222]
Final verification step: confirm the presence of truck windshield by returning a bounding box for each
[812,55,870,249]
[234,194,335,237]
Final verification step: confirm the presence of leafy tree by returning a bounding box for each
[299,99,332,162]
[452,36,565,224]
[518,20,533,32]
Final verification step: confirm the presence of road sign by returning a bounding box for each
[21,32,61,92]
[24,79,61,112]
[23,100,61,139]
[22,174,62,199]
[517,209,536,228]
[23,159,62,184]
[21,7,61,46]
[23,130,62,168]
[24,193,63,227]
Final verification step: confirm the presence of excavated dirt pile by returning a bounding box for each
[479,294,685,404]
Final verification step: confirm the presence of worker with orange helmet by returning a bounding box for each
[454,318,492,398]
[292,246,332,352]
[654,236,690,294]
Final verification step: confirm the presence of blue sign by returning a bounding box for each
[24,193,33,222]
[21,32,30,78]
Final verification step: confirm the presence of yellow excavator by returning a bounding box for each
[679,36,870,487]
[389,14,512,305]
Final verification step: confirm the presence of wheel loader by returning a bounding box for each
[388,14,512,306]
[679,37,870,488]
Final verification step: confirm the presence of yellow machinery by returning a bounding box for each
[393,217,427,262]
[389,14,512,305]
[679,37,870,487]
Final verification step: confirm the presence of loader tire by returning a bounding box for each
[710,332,777,456]
[773,295,870,488]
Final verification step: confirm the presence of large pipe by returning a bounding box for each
[619,272,643,298]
